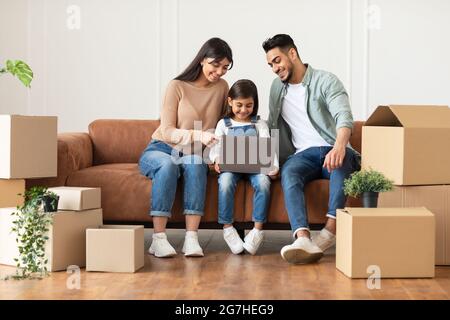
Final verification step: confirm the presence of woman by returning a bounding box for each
[139,38,233,258]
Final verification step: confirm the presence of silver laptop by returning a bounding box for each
[217,136,276,174]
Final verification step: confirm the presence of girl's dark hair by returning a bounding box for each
[226,79,259,118]
[174,38,233,82]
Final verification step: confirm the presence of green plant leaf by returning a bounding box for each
[10,185,52,280]
[4,60,33,87]
[343,168,394,197]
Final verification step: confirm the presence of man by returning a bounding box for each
[263,34,360,264]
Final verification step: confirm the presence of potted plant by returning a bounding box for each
[343,169,394,208]
[5,187,56,280]
[20,186,59,213]
[41,191,60,213]
[0,60,33,87]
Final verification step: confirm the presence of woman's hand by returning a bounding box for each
[214,162,221,174]
[201,131,219,147]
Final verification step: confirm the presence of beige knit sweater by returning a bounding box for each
[152,79,229,154]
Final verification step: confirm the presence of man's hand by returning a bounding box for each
[214,162,221,174]
[323,145,346,173]
[323,127,351,173]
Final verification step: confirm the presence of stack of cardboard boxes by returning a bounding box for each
[51,187,144,273]
[1,115,58,268]
[43,187,103,271]
[52,186,145,273]
[0,115,144,274]
[0,115,101,272]
[336,105,450,278]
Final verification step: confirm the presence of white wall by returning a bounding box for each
[0,0,28,115]
[368,0,450,115]
[0,0,449,132]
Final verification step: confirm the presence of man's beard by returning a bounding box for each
[280,65,293,84]
[281,72,292,83]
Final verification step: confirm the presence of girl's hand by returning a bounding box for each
[268,168,279,179]
[214,162,221,174]
[201,131,219,147]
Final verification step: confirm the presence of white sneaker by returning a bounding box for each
[243,228,264,255]
[312,228,336,252]
[181,231,204,257]
[149,232,177,258]
[280,236,323,264]
[223,226,244,254]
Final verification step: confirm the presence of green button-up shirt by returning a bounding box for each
[268,64,357,165]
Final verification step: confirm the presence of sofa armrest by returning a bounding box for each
[26,133,93,189]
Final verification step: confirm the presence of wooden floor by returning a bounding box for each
[1,229,450,300]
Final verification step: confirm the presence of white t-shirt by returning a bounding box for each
[281,83,331,153]
[209,118,279,168]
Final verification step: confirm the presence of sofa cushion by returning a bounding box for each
[26,133,93,189]
[89,119,160,165]
[66,163,246,223]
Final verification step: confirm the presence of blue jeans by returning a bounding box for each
[281,146,360,235]
[218,172,271,224]
[138,140,208,218]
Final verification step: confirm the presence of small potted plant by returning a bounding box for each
[343,169,394,208]
[41,190,59,213]
[22,186,59,213]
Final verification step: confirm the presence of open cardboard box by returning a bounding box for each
[362,105,450,185]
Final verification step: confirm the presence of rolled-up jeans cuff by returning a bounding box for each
[253,219,266,223]
[218,219,233,225]
[293,227,310,239]
[184,209,204,216]
[151,210,172,218]
[326,213,337,219]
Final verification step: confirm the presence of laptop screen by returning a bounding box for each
[218,136,275,174]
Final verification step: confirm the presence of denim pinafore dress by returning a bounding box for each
[224,115,260,136]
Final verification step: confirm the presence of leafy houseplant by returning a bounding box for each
[0,60,33,87]
[343,169,394,208]
[5,187,58,280]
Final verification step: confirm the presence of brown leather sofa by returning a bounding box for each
[27,120,363,232]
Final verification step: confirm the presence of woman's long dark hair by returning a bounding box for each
[226,79,259,118]
[174,38,233,82]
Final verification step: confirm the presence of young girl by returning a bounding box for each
[209,79,279,255]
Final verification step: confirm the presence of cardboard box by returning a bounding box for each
[336,207,435,278]
[0,179,25,207]
[379,185,450,265]
[86,225,144,273]
[362,105,450,185]
[48,187,101,211]
[0,208,20,266]
[0,115,57,179]
[0,208,103,271]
